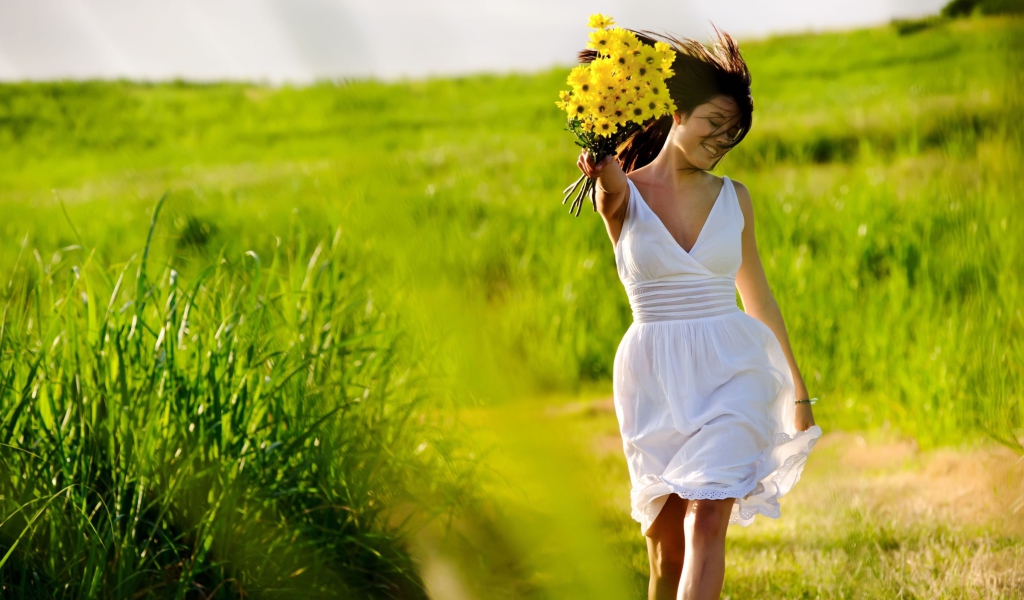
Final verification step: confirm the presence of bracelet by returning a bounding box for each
[795,397,817,405]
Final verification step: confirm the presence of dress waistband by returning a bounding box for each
[627,279,739,323]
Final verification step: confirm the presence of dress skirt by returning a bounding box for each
[612,308,823,536]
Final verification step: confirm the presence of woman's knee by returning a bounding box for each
[646,494,687,575]
[649,542,685,578]
[685,499,733,546]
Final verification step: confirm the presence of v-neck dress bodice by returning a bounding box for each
[612,175,823,536]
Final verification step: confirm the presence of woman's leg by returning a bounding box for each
[644,494,689,600]
[678,498,735,600]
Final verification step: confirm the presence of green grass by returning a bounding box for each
[0,14,1022,599]
[0,198,481,597]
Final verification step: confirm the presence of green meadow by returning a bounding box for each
[1,13,1022,599]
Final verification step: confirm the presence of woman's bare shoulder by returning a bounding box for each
[726,177,757,226]
[726,176,749,195]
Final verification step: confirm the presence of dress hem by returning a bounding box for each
[630,425,823,536]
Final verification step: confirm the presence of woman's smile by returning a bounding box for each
[701,141,721,157]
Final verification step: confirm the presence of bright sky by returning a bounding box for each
[0,0,948,83]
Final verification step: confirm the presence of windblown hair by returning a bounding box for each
[578,24,753,173]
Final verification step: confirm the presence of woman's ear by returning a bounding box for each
[673,111,685,126]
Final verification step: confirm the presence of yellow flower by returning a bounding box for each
[637,45,660,68]
[615,78,637,99]
[611,51,636,71]
[591,94,616,119]
[567,65,596,95]
[587,29,614,54]
[654,41,673,56]
[633,61,655,80]
[611,100,630,125]
[644,80,666,100]
[609,28,640,55]
[640,96,661,121]
[588,13,615,29]
[581,117,596,132]
[566,98,588,119]
[559,89,572,102]
[590,56,616,85]
[594,117,618,137]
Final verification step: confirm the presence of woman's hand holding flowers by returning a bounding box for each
[577,149,627,198]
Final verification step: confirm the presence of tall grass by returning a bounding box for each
[0,195,477,598]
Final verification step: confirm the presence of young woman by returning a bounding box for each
[576,27,823,600]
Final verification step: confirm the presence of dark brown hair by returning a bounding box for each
[577,24,753,173]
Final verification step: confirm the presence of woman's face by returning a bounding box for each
[669,95,743,170]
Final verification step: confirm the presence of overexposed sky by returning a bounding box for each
[0,0,948,83]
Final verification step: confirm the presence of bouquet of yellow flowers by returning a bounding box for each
[557,14,677,216]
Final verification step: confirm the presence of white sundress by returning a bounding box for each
[613,175,823,537]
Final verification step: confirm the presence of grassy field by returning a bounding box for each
[441,395,1024,599]
[1,13,1022,599]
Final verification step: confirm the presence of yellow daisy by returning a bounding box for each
[566,98,588,119]
[591,93,617,119]
[611,51,636,71]
[640,96,661,121]
[617,83,638,103]
[638,45,660,68]
[594,117,618,137]
[588,13,615,29]
[611,100,630,125]
[590,56,616,84]
[618,29,641,54]
[644,80,667,99]
[626,101,646,122]
[587,29,614,55]
[567,65,596,94]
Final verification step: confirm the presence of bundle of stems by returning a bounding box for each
[561,119,642,217]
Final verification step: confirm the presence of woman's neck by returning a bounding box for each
[646,148,708,190]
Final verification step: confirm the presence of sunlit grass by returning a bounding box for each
[0,197,479,597]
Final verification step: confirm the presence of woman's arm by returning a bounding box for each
[578,150,629,247]
[732,180,816,431]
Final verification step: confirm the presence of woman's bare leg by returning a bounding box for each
[678,498,735,600]
[644,494,689,600]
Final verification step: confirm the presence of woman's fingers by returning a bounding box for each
[578,150,616,179]
[577,155,592,178]
[579,152,594,178]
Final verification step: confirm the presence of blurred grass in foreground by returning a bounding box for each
[0,14,1022,599]
[0,197,486,597]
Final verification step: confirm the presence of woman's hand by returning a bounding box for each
[577,149,627,196]
[794,403,816,432]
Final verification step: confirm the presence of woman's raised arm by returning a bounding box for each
[577,149,629,247]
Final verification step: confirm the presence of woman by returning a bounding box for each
[576,26,823,600]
